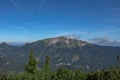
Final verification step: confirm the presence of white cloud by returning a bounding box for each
[91,37,120,46]
[55,30,89,37]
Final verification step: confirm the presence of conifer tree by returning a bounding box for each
[43,56,52,80]
[25,49,37,74]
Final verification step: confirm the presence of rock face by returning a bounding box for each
[0,36,120,73]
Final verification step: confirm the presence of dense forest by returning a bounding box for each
[0,50,120,80]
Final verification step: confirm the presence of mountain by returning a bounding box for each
[0,36,120,73]
[0,42,19,72]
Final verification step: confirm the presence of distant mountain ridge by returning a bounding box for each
[0,36,120,73]
[5,42,26,46]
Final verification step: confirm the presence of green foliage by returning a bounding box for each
[40,56,52,80]
[1,67,120,80]
[55,68,74,80]
[25,49,37,74]
[74,69,86,80]
[86,67,120,80]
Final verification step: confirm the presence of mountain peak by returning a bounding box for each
[31,36,89,47]
[0,42,13,50]
[43,36,88,47]
[54,36,80,40]
[0,42,9,46]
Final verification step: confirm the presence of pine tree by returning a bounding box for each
[42,56,52,80]
[25,49,37,74]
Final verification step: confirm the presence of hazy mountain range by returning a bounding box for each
[0,36,120,73]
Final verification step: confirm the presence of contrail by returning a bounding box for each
[38,0,45,14]
[11,0,28,15]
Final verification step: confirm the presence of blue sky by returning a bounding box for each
[0,0,120,46]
